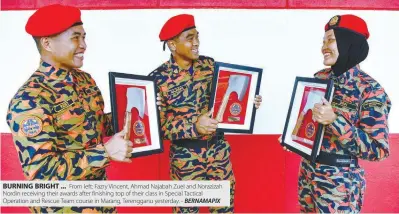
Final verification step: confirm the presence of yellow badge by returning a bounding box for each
[169,86,185,96]
[53,99,74,113]
[20,116,43,137]
[362,101,383,110]
[329,16,339,26]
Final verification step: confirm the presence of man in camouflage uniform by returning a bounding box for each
[149,14,262,213]
[6,4,133,213]
[296,14,391,213]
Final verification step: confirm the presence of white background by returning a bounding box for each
[0,9,398,133]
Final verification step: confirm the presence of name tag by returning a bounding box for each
[53,99,75,113]
[169,85,185,96]
[362,101,383,110]
[332,97,357,112]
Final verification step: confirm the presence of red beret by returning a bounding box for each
[26,4,82,37]
[159,14,196,41]
[325,14,369,39]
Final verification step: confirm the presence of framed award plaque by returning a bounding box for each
[281,77,334,162]
[209,61,263,133]
[109,72,163,158]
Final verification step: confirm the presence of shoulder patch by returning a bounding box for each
[20,116,43,137]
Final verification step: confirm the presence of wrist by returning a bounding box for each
[328,112,340,127]
[103,141,117,157]
[192,114,199,124]
[103,142,110,154]
[331,113,338,123]
[193,122,200,136]
[103,144,112,161]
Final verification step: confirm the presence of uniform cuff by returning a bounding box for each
[187,113,200,138]
[86,144,111,168]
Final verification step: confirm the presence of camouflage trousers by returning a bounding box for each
[298,158,366,213]
[170,138,235,213]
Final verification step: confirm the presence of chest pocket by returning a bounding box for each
[167,84,192,107]
[53,99,86,132]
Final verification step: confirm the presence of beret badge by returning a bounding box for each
[329,15,340,27]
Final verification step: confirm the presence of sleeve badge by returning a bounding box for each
[20,116,43,137]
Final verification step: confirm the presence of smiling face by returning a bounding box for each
[321,29,339,66]
[169,28,200,61]
[39,25,87,70]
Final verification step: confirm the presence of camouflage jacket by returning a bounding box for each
[149,55,215,141]
[315,65,391,161]
[6,61,114,181]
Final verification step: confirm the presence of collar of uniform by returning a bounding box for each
[168,55,202,76]
[333,64,360,85]
[314,68,333,80]
[37,60,75,83]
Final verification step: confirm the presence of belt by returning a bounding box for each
[316,151,358,167]
[172,133,224,149]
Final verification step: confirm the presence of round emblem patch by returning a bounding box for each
[229,103,242,116]
[20,116,43,137]
[305,122,315,138]
[133,120,145,136]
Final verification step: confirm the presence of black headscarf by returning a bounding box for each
[331,28,369,77]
